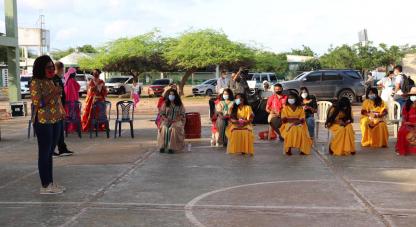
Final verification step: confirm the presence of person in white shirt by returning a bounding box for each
[393,65,406,107]
[261,81,274,99]
[216,70,229,94]
[377,71,395,104]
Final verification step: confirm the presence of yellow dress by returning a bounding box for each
[280,106,312,154]
[360,99,388,147]
[226,105,255,155]
[329,110,356,156]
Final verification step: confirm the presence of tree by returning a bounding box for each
[297,58,321,71]
[376,43,404,70]
[252,51,288,75]
[290,45,315,56]
[320,45,358,69]
[163,29,254,95]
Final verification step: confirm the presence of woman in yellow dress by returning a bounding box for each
[360,87,388,148]
[280,93,312,155]
[325,97,356,156]
[226,93,255,155]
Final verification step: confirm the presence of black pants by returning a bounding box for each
[57,120,67,153]
[34,120,61,187]
[269,116,282,137]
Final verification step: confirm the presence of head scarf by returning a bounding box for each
[64,67,77,85]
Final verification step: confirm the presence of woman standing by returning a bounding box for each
[300,87,317,139]
[157,89,186,153]
[81,69,108,131]
[377,71,395,104]
[215,88,234,147]
[280,93,312,155]
[131,80,141,108]
[64,67,81,133]
[226,94,255,155]
[31,55,66,194]
[325,97,356,156]
[396,87,416,155]
[360,87,388,148]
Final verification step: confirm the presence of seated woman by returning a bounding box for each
[157,89,186,154]
[280,93,312,155]
[396,87,416,155]
[325,97,356,156]
[216,88,234,147]
[300,87,317,139]
[156,83,177,129]
[226,93,255,155]
[360,87,388,148]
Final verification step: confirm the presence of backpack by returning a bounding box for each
[401,74,415,94]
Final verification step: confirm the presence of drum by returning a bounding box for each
[185,112,201,139]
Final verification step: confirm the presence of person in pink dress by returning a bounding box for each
[64,68,81,133]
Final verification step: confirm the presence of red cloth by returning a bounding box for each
[258,130,277,140]
[157,97,165,110]
[266,94,287,114]
[81,79,108,132]
[396,106,416,155]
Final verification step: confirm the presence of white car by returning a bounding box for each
[75,74,92,97]
[20,75,32,99]
[247,72,278,95]
[192,79,217,96]
[106,76,142,95]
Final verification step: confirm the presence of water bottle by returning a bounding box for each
[187,143,192,152]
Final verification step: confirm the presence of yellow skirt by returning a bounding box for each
[329,124,356,156]
[226,124,254,155]
[280,123,312,154]
[360,117,388,148]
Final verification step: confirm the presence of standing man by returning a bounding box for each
[393,65,413,107]
[228,67,249,96]
[266,84,287,141]
[216,70,229,94]
[53,61,74,156]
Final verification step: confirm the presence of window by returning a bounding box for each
[75,76,86,82]
[20,77,32,82]
[261,74,269,82]
[344,71,362,79]
[107,78,129,83]
[152,79,170,85]
[323,72,343,81]
[127,78,133,84]
[270,75,277,82]
[305,72,321,82]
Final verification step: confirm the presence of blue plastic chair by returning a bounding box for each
[90,101,111,138]
[114,100,134,138]
[64,101,82,138]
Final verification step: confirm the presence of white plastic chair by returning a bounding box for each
[314,101,333,145]
[388,101,401,138]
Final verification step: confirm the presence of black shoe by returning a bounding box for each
[160,148,165,153]
[279,136,284,142]
[53,152,60,158]
[59,150,74,156]
[168,149,174,154]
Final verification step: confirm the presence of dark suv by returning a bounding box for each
[280,70,365,102]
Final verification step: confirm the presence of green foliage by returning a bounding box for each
[253,51,288,74]
[320,44,357,69]
[290,45,315,56]
[51,45,97,60]
[297,58,321,71]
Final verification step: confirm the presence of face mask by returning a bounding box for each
[223,95,229,100]
[235,99,241,105]
[168,95,175,101]
[301,93,308,99]
[46,70,55,79]
[288,99,296,105]
[275,90,282,95]
[368,94,376,100]
[410,96,416,102]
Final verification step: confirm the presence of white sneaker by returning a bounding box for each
[40,184,63,195]
[52,182,66,191]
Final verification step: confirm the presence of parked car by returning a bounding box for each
[192,79,217,96]
[20,75,32,99]
[75,74,91,97]
[148,79,173,97]
[279,70,365,103]
[106,76,142,95]
[247,72,278,95]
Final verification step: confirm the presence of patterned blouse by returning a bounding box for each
[30,78,66,124]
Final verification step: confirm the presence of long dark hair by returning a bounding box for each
[32,55,54,79]
[231,93,248,119]
[164,88,183,107]
[220,88,234,101]
[366,87,382,107]
[325,97,353,128]
[405,97,414,112]
[300,87,310,99]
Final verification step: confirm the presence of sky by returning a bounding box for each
[1,0,415,55]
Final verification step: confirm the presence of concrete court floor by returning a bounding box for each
[1,111,416,227]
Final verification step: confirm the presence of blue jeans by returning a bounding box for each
[396,97,406,108]
[306,116,315,138]
[34,120,62,187]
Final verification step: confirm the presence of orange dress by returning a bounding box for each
[81,79,108,131]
